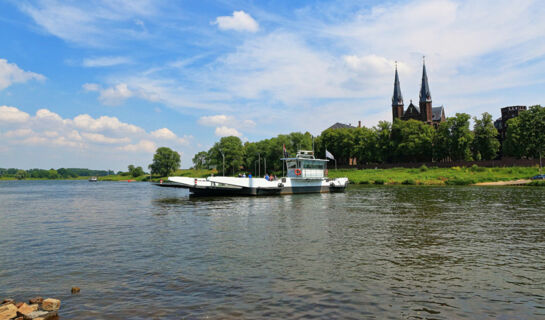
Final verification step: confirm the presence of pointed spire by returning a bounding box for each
[392,62,403,106]
[419,56,431,103]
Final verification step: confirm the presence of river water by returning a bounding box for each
[0,181,544,319]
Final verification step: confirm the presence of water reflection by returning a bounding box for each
[0,181,544,319]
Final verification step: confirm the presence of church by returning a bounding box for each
[391,60,445,127]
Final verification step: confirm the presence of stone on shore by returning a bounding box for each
[0,303,18,320]
[1,299,14,306]
[41,299,60,311]
[28,298,43,305]
[17,303,38,316]
[22,310,57,320]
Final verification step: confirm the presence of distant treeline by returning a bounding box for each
[0,168,113,180]
[193,105,544,175]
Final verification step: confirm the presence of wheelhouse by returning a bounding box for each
[281,150,329,179]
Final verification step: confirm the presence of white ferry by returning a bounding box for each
[157,150,348,196]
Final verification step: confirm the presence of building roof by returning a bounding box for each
[327,122,356,130]
[392,66,403,106]
[404,101,420,117]
[419,62,432,103]
[432,106,444,121]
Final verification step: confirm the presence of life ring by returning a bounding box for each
[294,169,302,176]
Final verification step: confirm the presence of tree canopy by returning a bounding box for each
[472,112,500,160]
[149,147,181,177]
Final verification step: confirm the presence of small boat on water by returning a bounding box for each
[156,150,348,196]
[89,176,98,182]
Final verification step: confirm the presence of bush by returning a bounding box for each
[402,179,416,185]
[359,180,370,185]
[419,164,429,172]
[374,179,385,185]
[470,164,486,172]
[445,178,475,185]
[528,180,545,187]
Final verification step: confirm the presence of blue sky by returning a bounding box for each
[1,0,544,170]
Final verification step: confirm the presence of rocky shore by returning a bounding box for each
[0,297,60,320]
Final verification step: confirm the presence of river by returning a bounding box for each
[1,181,544,319]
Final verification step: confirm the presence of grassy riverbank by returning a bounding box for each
[327,165,541,185]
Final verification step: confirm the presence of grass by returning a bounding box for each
[328,166,541,186]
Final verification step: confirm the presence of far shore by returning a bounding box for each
[2,166,543,186]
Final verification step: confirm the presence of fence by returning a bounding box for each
[333,158,540,170]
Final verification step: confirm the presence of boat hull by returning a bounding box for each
[156,176,348,197]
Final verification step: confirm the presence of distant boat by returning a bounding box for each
[89,176,98,182]
[156,150,348,196]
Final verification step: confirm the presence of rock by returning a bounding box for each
[1,299,14,305]
[17,303,38,316]
[28,298,42,305]
[15,302,24,308]
[14,317,24,320]
[22,310,57,320]
[41,299,60,311]
[0,303,17,320]
[71,287,80,294]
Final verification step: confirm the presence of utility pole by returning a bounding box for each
[264,157,267,175]
[257,152,261,177]
[219,149,225,176]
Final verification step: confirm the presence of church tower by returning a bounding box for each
[419,58,432,123]
[392,63,404,122]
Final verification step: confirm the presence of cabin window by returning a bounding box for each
[287,161,297,169]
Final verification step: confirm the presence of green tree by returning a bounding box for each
[391,119,434,162]
[192,151,209,169]
[353,126,379,164]
[472,112,500,160]
[127,165,144,177]
[503,117,525,158]
[374,121,393,163]
[208,136,244,176]
[434,113,474,161]
[149,147,181,177]
[505,105,545,172]
[15,170,27,180]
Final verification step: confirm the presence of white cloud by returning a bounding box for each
[214,10,259,32]
[98,83,133,106]
[119,139,156,153]
[72,114,144,134]
[215,126,241,137]
[0,105,30,123]
[81,132,130,144]
[82,56,132,67]
[0,59,45,90]
[344,55,409,75]
[82,83,100,91]
[1,106,191,168]
[151,128,177,140]
[198,114,234,126]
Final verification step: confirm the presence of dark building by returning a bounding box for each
[494,105,526,142]
[327,122,357,130]
[391,60,445,127]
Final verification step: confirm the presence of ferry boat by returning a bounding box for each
[157,150,348,196]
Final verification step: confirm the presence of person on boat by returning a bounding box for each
[264,173,269,181]
[242,173,246,178]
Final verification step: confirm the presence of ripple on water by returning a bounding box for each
[0,181,544,319]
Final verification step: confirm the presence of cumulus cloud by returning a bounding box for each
[82,56,132,67]
[119,139,157,153]
[99,83,133,106]
[0,105,30,123]
[215,126,241,137]
[213,10,259,32]
[0,59,45,90]
[1,106,191,164]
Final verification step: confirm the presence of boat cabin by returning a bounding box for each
[281,150,329,179]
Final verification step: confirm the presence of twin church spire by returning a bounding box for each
[391,58,434,123]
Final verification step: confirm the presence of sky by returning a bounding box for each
[1,0,544,171]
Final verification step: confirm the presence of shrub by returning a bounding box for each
[402,179,416,185]
[419,164,429,172]
[445,178,475,185]
[359,180,370,185]
[470,164,486,172]
[374,179,385,185]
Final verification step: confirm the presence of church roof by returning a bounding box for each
[419,61,432,103]
[392,66,403,106]
[404,101,420,116]
[432,106,444,121]
[327,122,356,130]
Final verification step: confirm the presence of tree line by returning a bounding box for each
[192,105,544,175]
